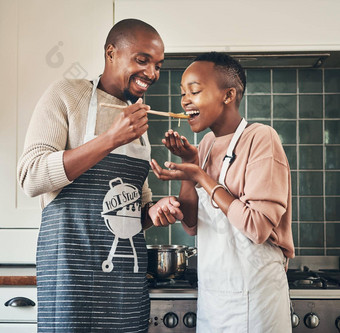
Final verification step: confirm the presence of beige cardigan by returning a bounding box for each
[17,78,152,209]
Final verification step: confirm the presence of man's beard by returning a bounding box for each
[123,89,141,104]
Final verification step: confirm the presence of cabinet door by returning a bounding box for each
[0,0,113,229]
[0,230,38,264]
[0,324,37,333]
[115,0,340,53]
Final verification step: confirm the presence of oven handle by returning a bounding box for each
[4,297,36,307]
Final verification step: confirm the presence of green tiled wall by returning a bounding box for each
[144,66,340,256]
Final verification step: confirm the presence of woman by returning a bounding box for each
[150,52,294,332]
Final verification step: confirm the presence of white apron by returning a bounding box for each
[196,119,291,333]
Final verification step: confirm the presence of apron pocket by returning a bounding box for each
[197,289,248,333]
[60,270,94,331]
[91,271,149,332]
[37,269,94,332]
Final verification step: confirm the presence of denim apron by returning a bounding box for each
[196,119,291,333]
[36,77,151,332]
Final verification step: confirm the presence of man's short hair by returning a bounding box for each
[105,18,160,50]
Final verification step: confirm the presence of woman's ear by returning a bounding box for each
[224,88,237,104]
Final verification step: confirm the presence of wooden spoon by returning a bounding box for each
[100,102,190,119]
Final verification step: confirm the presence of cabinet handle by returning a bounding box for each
[5,297,36,307]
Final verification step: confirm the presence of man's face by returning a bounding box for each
[107,30,164,102]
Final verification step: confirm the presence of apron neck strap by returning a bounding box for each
[84,77,147,147]
[84,76,101,143]
[218,118,247,184]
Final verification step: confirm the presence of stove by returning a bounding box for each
[148,256,340,332]
[287,256,340,332]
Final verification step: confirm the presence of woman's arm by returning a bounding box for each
[150,159,236,235]
[178,180,198,235]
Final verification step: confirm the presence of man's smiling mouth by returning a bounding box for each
[131,76,154,92]
[135,78,148,88]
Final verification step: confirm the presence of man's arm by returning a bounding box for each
[64,101,150,181]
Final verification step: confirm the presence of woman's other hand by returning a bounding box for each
[162,130,198,164]
[150,159,201,183]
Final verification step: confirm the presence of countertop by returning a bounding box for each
[0,266,36,285]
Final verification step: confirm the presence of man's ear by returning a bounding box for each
[224,88,237,104]
[105,44,116,62]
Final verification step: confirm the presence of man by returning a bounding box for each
[17,19,182,332]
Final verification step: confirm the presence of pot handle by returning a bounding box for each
[185,247,197,258]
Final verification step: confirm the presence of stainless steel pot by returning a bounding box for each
[147,245,197,279]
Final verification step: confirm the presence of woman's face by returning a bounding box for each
[180,61,227,134]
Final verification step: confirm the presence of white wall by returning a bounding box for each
[114,0,340,53]
[0,0,113,263]
[0,0,113,227]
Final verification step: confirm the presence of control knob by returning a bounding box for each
[304,312,320,329]
[291,312,300,328]
[183,312,196,328]
[335,316,340,330]
[163,312,178,328]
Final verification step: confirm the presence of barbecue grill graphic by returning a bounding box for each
[101,177,141,273]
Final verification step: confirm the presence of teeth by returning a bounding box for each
[135,79,148,88]
[186,110,200,115]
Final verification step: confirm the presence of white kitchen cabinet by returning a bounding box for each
[0,324,37,333]
[1,0,113,229]
[0,230,38,264]
[0,0,113,263]
[114,0,340,53]
[0,286,37,323]
[0,286,37,332]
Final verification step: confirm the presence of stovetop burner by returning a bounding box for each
[148,268,198,289]
[287,269,340,289]
[148,278,195,289]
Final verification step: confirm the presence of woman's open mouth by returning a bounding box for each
[186,110,200,119]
